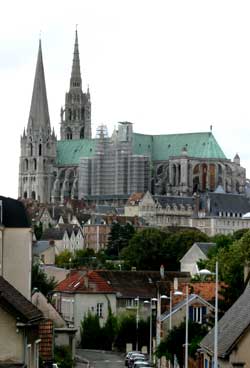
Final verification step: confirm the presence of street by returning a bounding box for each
[76,349,125,368]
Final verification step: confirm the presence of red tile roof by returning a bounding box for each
[55,270,114,293]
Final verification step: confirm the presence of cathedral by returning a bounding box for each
[18,31,246,204]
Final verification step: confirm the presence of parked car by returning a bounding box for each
[125,351,141,366]
[128,353,147,368]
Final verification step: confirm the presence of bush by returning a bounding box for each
[54,345,74,368]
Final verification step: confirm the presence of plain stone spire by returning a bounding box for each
[27,39,50,131]
[70,29,82,90]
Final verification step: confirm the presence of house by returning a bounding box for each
[41,224,84,254]
[32,290,77,360]
[52,269,117,343]
[180,242,216,276]
[0,196,32,300]
[32,240,55,265]
[200,284,250,368]
[96,270,190,314]
[161,293,214,338]
[0,276,43,368]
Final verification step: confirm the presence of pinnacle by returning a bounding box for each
[27,40,51,131]
[70,29,82,89]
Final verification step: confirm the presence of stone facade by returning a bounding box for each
[18,32,246,204]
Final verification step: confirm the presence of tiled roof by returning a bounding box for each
[0,277,43,323]
[0,196,30,228]
[55,270,114,293]
[33,240,53,256]
[205,192,250,215]
[133,132,226,161]
[56,139,96,165]
[161,293,214,322]
[127,192,145,205]
[154,195,194,209]
[200,284,250,358]
[96,270,190,299]
[41,228,65,240]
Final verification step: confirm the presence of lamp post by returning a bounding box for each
[144,297,158,362]
[135,296,139,351]
[174,285,189,368]
[156,294,168,368]
[199,261,219,368]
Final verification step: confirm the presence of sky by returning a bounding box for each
[1,0,250,198]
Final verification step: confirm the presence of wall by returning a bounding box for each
[2,228,32,300]
[0,306,24,362]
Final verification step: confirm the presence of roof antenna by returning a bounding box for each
[210,124,213,132]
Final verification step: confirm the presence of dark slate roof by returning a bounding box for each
[0,196,30,228]
[41,227,65,240]
[96,270,190,299]
[153,195,194,209]
[33,240,53,256]
[0,276,43,323]
[200,284,250,358]
[195,243,216,256]
[204,193,250,215]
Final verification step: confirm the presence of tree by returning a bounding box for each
[55,249,73,268]
[80,312,102,349]
[156,320,208,366]
[121,227,209,270]
[101,301,118,350]
[202,230,250,312]
[34,222,43,240]
[106,222,135,258]
[32,263,57,296]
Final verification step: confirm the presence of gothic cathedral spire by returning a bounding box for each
[19,40,56,203]
[28,39,51,132]
[70,29,82,90]
[60,29,92,140]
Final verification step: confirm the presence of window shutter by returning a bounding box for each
[189,306,193,321]
[202,306,207,323]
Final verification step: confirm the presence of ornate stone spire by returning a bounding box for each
[27,40,50,131]
[70,29,82,90]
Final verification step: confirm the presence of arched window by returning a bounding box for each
[80,127,85,139]
[33,158,37,171]
[24,191,27,199]
[31,191,36,200]
[66,127,72,140]
[24,159,29,171]
[29,143,33,156]
[81,107,85,120]
[39,144,42,156]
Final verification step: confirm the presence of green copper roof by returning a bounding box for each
[133,132,226,161]
[56,139,96,166]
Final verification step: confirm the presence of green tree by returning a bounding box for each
[55,249,73,268]
[34,222,43,240]
[106,222,135,258]
[156,320,208,366]
[71,248,96,268]
[203,230,250,312]
[101,301,118,350]
[54,346,73,368]
[121,227,208,270]
[80,312,102,349]
[32,263,57,297]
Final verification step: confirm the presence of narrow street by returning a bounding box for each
[76,349,125,368]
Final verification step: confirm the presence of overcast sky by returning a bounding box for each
[1,0,250,198]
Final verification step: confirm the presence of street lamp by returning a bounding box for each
[144,297,157,362]
[174,285,189,368]
[199,261,219,368]
[156,294,168,368]
[134,296,140,351]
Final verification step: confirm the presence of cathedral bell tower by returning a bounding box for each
[60,29,91,140]
[18,40,56,203]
